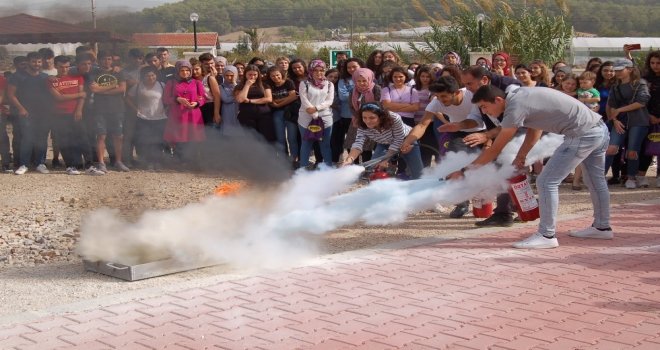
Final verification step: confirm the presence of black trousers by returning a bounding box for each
[135,118,167,164]
[330,118,352,163]
[52,114,86,168]
[238,112,276,143]
[0,115,20,166]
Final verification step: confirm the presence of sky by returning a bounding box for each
[0,0,181,20]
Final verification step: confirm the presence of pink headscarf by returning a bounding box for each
[492,52,511,76]
[351,68,376,112]
[307,59,327,89]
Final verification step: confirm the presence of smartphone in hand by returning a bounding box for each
[625,44,642,51]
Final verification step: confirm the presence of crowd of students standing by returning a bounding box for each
[0,46,658,203]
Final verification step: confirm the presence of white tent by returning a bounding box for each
[570,37,660,66]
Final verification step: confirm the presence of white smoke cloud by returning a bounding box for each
[78,133,563,268]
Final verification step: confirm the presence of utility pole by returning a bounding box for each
[350,12,354,49]
[91,0,98,53]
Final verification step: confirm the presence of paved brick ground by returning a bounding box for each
[2,202,660,349]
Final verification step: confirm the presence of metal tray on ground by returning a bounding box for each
[83,258,223,281]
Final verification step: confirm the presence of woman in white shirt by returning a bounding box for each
[125,66,167,168]
[298,59,334,168]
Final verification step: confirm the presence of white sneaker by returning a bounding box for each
[569,226,614,239]
[512,232,559,249]
[86,165,105,176]
[35,164,49,174]
[625,179,636,189]
[14,165,28,175]
[66,167,81,175]
[637,177,649,188]
[114,161,130,172]
[96,163,108,173]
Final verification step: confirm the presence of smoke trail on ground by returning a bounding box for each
[78,134,563,268]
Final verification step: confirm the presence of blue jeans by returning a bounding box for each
[605,125,648,177]
[272,109,287,155]
[537,122,610,237]
[373,142,424,179]
[299,125,332,167]
[285,121,299,159]
[17,115,50,167]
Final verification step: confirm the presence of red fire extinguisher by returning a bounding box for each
[472,198,494,218]
[508,174,540,222]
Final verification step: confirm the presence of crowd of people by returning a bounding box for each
[0,46,658,232]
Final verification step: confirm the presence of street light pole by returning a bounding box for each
[190,12,199,52]
[91,0,98,53]
[476,13,485,50]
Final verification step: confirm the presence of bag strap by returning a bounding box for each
[134,82,141,110]
[628,82,640,105]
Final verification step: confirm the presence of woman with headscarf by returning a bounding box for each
[491,52,512,77]
[429,62,444,78]
[350,68,380,115]
[218,65,240,135]
[344,67,381,164]
[475,57,491,70]
[214,56,227,84]
[443,51,461,67]
[163,60,206,163]
[298,59,334,169]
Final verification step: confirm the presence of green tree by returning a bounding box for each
[350,38,378,62]
[316,47,332,66]
[233,35,251,56]
[410,9,572,65]
[244,28,262,53]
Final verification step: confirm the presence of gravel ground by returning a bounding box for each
[0,165,658,319]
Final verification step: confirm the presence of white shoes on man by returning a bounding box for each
[512,232,559,249]
[569,226,614,239]
[513,226,615,249]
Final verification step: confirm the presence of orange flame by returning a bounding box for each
[214,181,246,196]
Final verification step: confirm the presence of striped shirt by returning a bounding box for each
[352,112,411,152]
